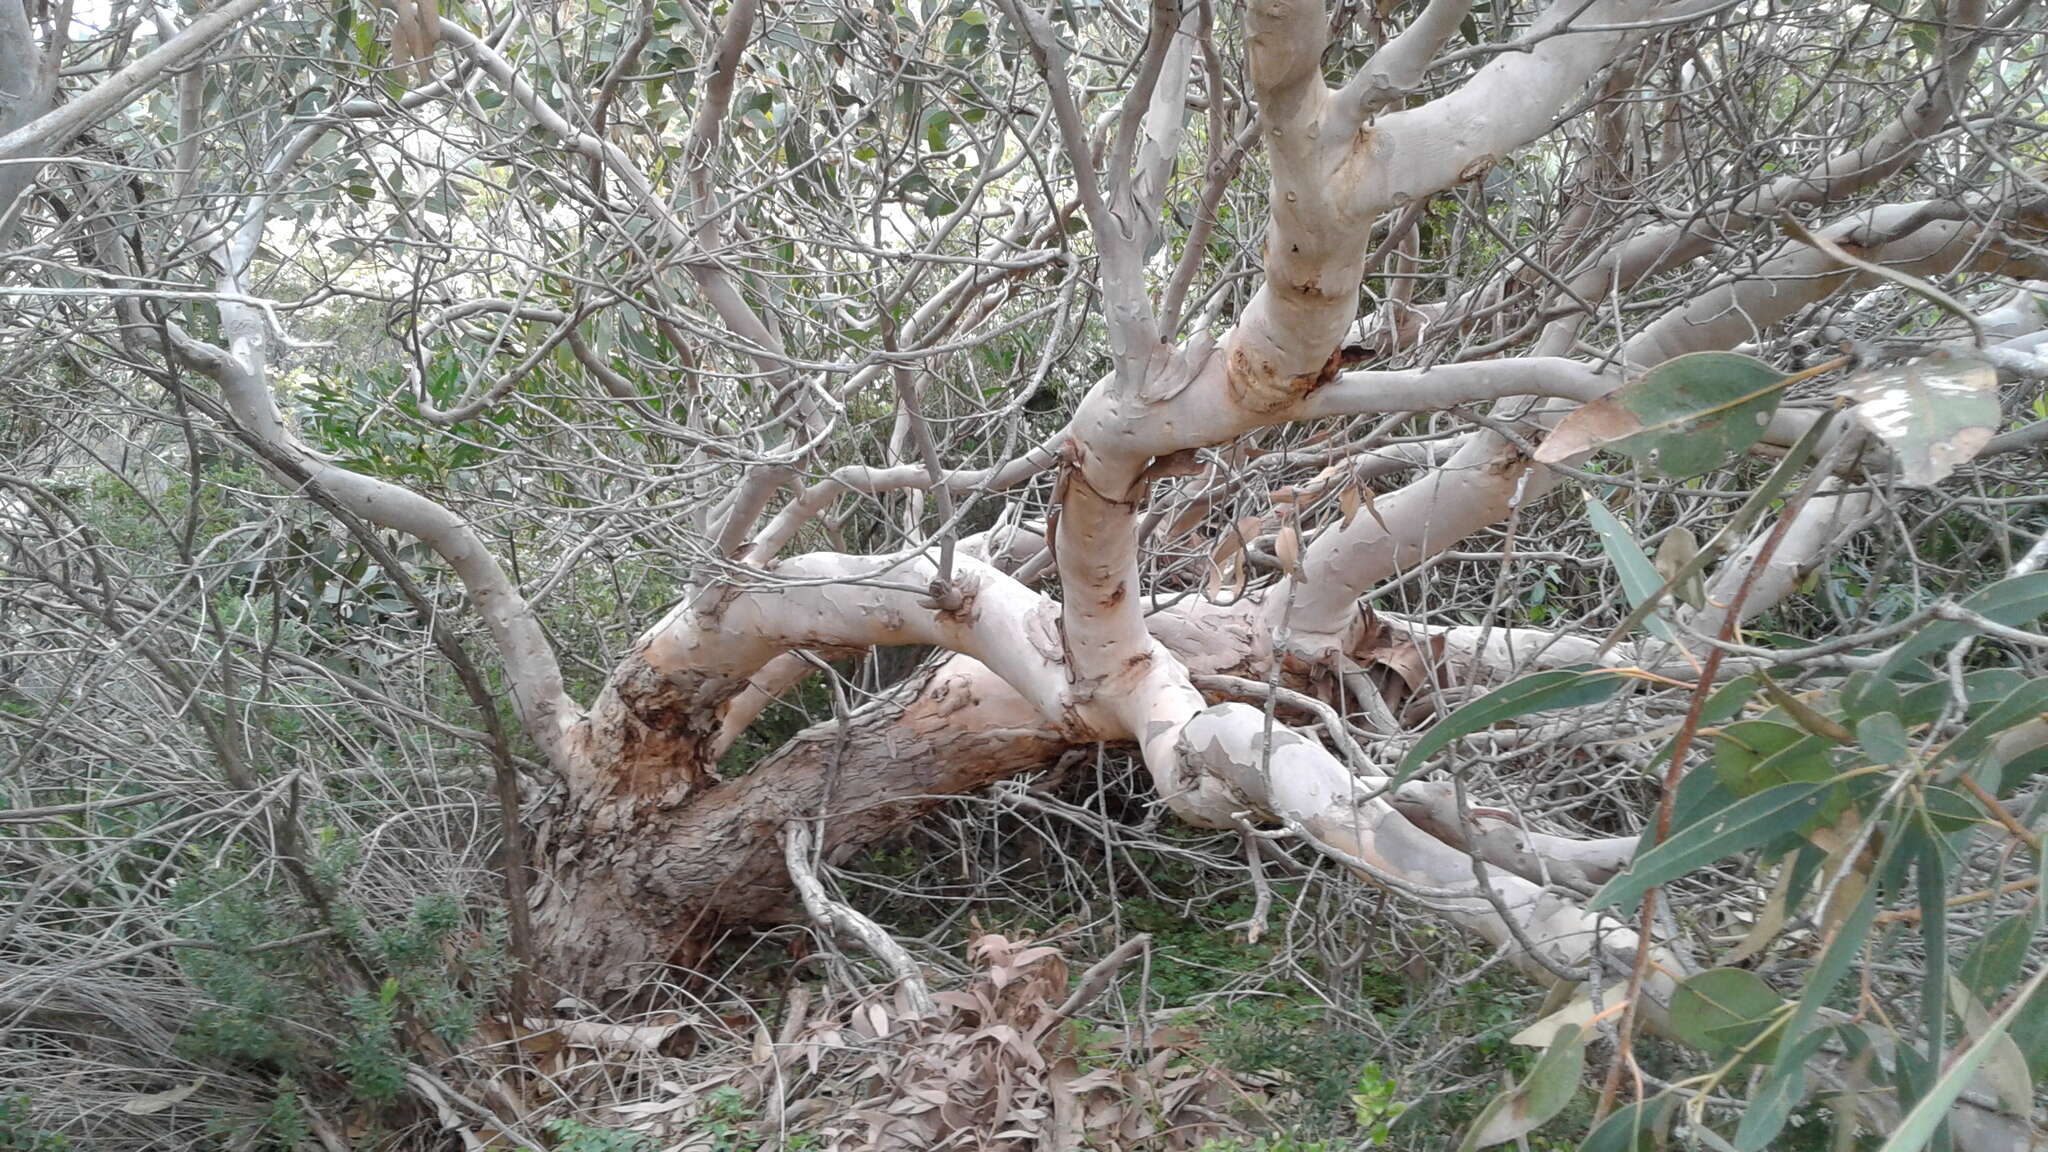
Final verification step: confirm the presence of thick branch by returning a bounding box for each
[1281,204,2048,635]
[0,0,276,196]
[532,655,1068,997]
[1363,0,1663,209]
[1174,704,1682,1001]
[1331,0,1476,123]
[1529,0,1995,354]
[634,553,1076,738]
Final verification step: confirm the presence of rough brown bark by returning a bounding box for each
[531,656,1066,999]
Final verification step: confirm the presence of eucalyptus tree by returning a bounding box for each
[3,0,2047,1145]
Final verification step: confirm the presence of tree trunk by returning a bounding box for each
[529,597,1273,1000]
[530,654,1067,1000]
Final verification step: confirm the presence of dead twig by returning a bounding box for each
[783,821,936,1017]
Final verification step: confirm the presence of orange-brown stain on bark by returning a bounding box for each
[1226,340,1348,413]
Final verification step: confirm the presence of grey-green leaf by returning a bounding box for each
[1459,1024,1587,1150]
[1714,720,1825,796]
[1576,1092,1677,1152]
[1538,351,1788,478]
[1669,968,1785,1061]
[1396,667,1629,781]
[1883,574,2048,674]
[1734,1024,1851,1149]
[1876,965,2048,1152]
[1949,677,2048,764]
[1585,496,1679,644]
[1594,782,1830,913]
[1855,713,1911,765]
[1839,358,1999,488]
[1958,917,2036,1003]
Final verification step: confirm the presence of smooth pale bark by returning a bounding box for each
[1117,0,1199,263]
[1040,0,1670,701]
[1350,616,1649,679]
[98,16,2039,1143]
[1390,781,1636,894]
[539,187,2045,999]
[535,551,1103,994]
[712,653,816,760]
[635,554,1076,732]
[1624,204,2048,367]
[1174,705,1681,1003]
[1334,0,1475,120]
[528,594,1662,999]
[1300,359,1613,417]
[1278,204,2048,638]
[538,595,1279,996]
[1276,426,1542,637]
[1224,0,1658,410]
[566,551,1079,806]
[0,0,47,234]
[1043,0,1675,826]
[1010,0,1718,1015]
[1526,0,1992,357]
[558,0,1712,1058]
[1686,479,1878,640]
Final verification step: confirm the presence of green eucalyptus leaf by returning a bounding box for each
[1670,968,1785,1061]
[1584,496,1679,643]
[1734,1026,1845,1149]
[1990,742,2048,796]
[1714,721,1823,795]
[1877,966,2048,1152]
[1458,1024,1586,1150]
[1948,677,2048,764]
[1664,765,1738,845]
[1701,675,1761,725]
[1595,781,1831,913]
[2015,978,2048,1082]
[1856,713,1912,765]
[1839,671,1903,722]
[1883,574,2048,675]
[1576,1092,1677,1152]
[1839,358,1999,488]
[1770,863,1884,1093]
[1896,669,2028,731]
[1538,351,1789,478]
[1395,666,1630,782]
[1778,838,1829,920]
[1918,783,1983,835]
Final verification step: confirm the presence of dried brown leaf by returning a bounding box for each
[119,1078,206,1116]
[1274,524,1300,575]
[1535,393,1642,466]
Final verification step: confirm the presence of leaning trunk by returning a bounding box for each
[529,654,1066,1000]
[528,597,1271,1000]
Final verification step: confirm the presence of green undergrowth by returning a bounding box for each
[0,1097,68,1152]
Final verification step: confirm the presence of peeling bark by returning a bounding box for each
[532,656,1068,999]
